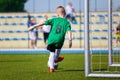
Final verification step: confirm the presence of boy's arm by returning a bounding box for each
[28,21,45,31]
[67,31,72,48]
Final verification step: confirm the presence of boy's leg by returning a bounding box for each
[47,45,56,72]
[54,49,61,69]
[54,49,64,63]
[48,52,55,69]
[54,49,61,61]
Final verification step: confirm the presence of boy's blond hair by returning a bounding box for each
[57,6,66,16]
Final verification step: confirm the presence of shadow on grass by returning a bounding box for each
[62,69,84,72]
[58,68,107,72]
[0,60,31,62]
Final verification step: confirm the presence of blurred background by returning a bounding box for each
[24,0,120,12]
[0,0,120,49]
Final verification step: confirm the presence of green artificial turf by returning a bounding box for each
[0,54,120,80]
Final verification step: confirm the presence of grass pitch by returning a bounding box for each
[0,54,120,80]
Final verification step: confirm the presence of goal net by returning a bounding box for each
[84,0,120,77]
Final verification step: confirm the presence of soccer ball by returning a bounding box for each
[54,63,58,70]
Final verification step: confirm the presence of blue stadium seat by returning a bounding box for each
[52,15,57,18]
[16,30,22,33]
[94,29,100,32]
[92,36,99,40]
[37,15,43,18]
[0,16,6,19]
[6,16,13,18]
[19,23,25,25]
[0,38,3,41]
[98,14,105,23]
[22,16,27,18]
[76,37,83,40]
[76,15,80,17]
[15,16,21,18]
[90,14,95,17]
[72,22,78,24]
[4,23,9,25]
[11,23,17,26]
[38,37,42,40]
[112,21,117,24]
[78,29,84,32]
[98,14,104,17]
[4,38,11,41]
[80,22,84,24]
[102,29,108,32]
[104,22,108,24]
[113,14,119,17]
[89,30,92,32]
[71,30,76,32]
[105,14,108,16]
[102,29,114,32]
[12,38,19,40]
[89,22,93,24]
[8,30,14,33]
[24,30,28,33]
[0,30,7,33]
[20,38,28,40]
[30,16,34,18]
[101,36,108,40]
[96,22,101,24]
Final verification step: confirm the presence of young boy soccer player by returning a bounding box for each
[28,6,72,72]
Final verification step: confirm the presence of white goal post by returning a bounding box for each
[84,0,120,77]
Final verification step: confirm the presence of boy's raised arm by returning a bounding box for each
[28,21,45,31]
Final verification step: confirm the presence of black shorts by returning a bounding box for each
[47,44,61,52]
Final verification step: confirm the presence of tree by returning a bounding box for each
[0,0,28,12]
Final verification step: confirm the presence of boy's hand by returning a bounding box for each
[28,22,45,32]
[28,26,35,31]
[69,40,72,48]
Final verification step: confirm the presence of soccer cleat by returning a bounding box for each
[49,69,54,72]
[55,56,64,63]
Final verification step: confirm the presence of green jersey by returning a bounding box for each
[45,17,71,48]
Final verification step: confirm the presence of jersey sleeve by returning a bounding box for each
[44,19,54,25]
[66,22,71,32]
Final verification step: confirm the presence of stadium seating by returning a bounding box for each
[0,12,119,48]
